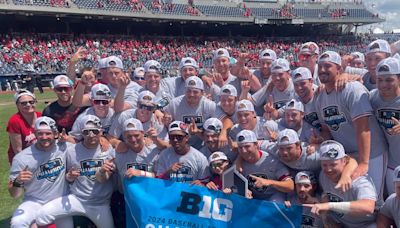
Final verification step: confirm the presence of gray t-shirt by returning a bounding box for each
[229,116,271,142]
[370,89,400,168]
[114,145,160,193]
[251,81,296,111]
[241,151,291,201]
[215,104,237,123]
[70,107,115,140]
[108,81,141,109]
[277,142,321,172]
[277,119,314,143]
[66,143,115,205]
[314,81,387,159]
[303,96,322,130]
[252,69,271,87]
[156,146,210,183]
[319,173,377,227]
[108,108,167,141]
[9,142,69,204]
[362,72,377,91]
[379,193,400,227]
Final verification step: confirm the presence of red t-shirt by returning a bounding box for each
[6,111,42,163]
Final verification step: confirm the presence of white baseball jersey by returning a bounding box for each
[370,89,400,168]
[156,146,210,183]
[319,173,377,227]
[241,151,291,201]
[313,81,387,159]
[66,143,115,205]
[9,142,70,204]
[70,107,115,140]
[379,193,400,227]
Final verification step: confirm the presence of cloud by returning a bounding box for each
[361,0,400,31]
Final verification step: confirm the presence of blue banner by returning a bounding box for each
[124,177,302,228]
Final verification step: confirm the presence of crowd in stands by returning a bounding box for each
[1,33,399,77]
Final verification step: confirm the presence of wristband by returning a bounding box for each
[140,170,146,176]
[13,178,24,188]
[328,202,351,214]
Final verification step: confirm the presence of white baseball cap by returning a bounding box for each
[319,140,346,161]
[318,51,341,66]
[295,171,317,184]
[138,90,155,104]
[236,130,257,145]
[144,60,162,74]
[133,67,145,77]
[393,53,400,61]
[236,100,255,113]
[203,118,223,134]
[284,99,304,113]
[107,56,124,70]
[350,52,365,63]
[366,39,391,55]
[179,57,199,70]
[208,152,229,163]
[291,67,312,82]
[14,89,36,103]
[219,84,238,97]
[53,75,73,88]
[277,129,300,146]
[185,76,204,91]
[35,116,58,132]
[259,49,277,61]
[123,118,144,132]
[168,121,189,135]
[213,48,230,61]
[376,57,400,76]
[271,58,290,73]
[81,115,102,130]
[299,42,320,55]
[393,166,400,182]
[97,58,109,69]
[90,84,111,100]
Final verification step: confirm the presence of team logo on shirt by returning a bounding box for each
[322,106,346,131]
[247,173,269,193]
[127,163,152,172]
[376,109,400,133]
[304,112,321,130]
[170,165,193,183]
[325,192,344,218]
[274,101,287,110]
[183,116,203,129]
[80,159,103,180]
[302,215,316,228]
[37,158,65,182]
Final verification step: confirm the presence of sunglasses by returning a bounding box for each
[169,134,186,141]
[93,100,110,105]
[19,100,36,106]
[134,76,145,81]
[55,87,72,93]
[139,104,155,111]
[211,161,227,168]
[82,129,101,136]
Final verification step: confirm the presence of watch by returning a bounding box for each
[12,178,24,188]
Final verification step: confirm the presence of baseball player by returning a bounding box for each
[9,117,72,228]
[304,140,377,228]
[36,115,115,228]
[314,50,388,198]
[156,121,210,183]
[297,41,321,86]
[139,60,172,101]
[370,57,400,194]
[376,166,400,227]
[236,130,293,202]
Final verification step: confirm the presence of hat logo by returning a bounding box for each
[299,175,310,181]
[170,123,179,129]
[325,148,339,159]
[149,65,159,71]
[222,88,231,95]
[369,43,380,50]
[108,61,116,66]
[217,50,225,55]
[262,53,271,57]
[294,73,303,79]
[280,136,289,143]
[96,90,111,97]
[378,65,390,72]
[127,123,135,129]
[142,95,152,101]
[212,153,220,159]
[86,119,101,128]
[188,80,196,86]
[397,171,400,178]
[238,135,245,142]
[59,77,68,83]
[273,66,283,70]
[320,53,330,59]
[239,103,246,109]
[288,101,295,108]
[184,59,192,64]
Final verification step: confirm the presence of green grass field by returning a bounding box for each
[0,90,57,227]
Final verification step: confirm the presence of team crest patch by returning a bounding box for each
[324,148,339,159]
[262,52,270,57]
[322,106,346,131]
[302,215,316,227]
[108,60,116,66]
[142,95,152,101]
[305,112,321,130]
[369,42,380,51]
[280,136,289,143]
[183,116,202,128]
[377,109,400,133]
[294,73,303,79]
[37,158,65,182]
[238,103,246,109]
[127,163,150,172]
[184,59,192,64]
[170,165,193,183]
[217,50,225,56]
[319,53,330,61]
[378,65,390,73]
[188,80,196,86]
[248,173,269,193]
[274,101,287,110]
[80,159,103,181]
[222,88,231,95]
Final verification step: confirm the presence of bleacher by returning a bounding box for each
[141,0,192,16]
[13,0,69,7]
[73,0,145,12]
[196,4,245,18]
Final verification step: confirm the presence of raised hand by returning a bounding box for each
[100,157,115,174]
[66,167,80,182]
[263,95,275,120]
[249,174,271,188]
[16,165,33,184]
[388,117,400,135]
[71,46,87,63]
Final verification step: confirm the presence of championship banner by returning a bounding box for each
[124,177,302,228]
